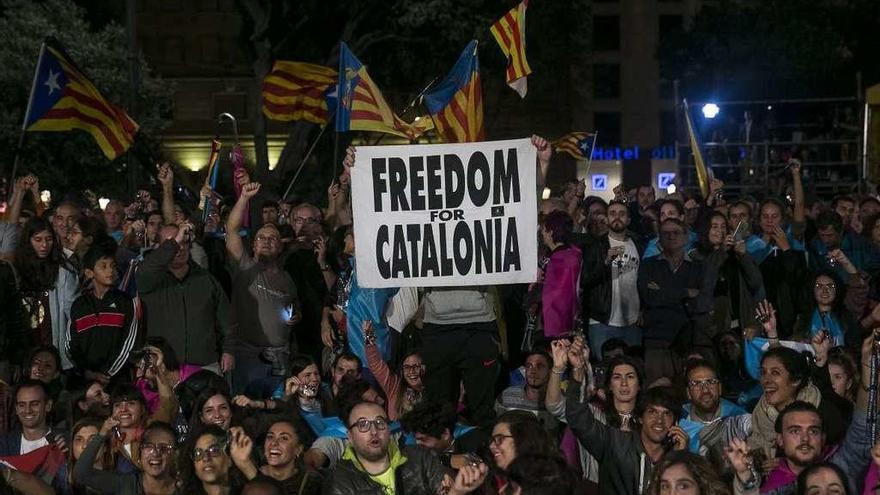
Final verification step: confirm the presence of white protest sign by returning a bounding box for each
[350,138,538,288]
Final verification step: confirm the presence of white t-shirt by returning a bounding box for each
[607,237,640,327]
[20,435,48,455]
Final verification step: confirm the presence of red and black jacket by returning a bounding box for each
[65,289,141,376]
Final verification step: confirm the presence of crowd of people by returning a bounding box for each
[0,134,878,495]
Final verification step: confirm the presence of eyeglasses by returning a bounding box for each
[491,434,513,446]
[815,283,836,291]
[402,364,423,373]
[192,442,227,462]
[687,378,720,390]
[141,442,175,456]
[349,417,389,433]
[255,235,280,243]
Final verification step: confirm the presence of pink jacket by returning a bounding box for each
[365,344,404,421]
[542,245,582,338]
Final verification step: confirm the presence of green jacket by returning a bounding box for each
[136,239,233,365]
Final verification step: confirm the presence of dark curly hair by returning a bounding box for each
[493,411,558,473]
[178,425,245,495]
[400,399,456,439]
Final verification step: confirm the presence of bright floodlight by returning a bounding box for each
[702,103,720,119]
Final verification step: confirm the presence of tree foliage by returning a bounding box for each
[0,0,173,198]
[659,0,880,100]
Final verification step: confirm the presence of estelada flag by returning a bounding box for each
[682,99,710,198]
[335,42,421,139]
[23,38,138,160]
[553,132,596,160]
[490,0,532,98]
[423,40,485,143]
[262,61,338,125]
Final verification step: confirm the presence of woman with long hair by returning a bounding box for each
[647,450,731,495]
[56,417,113,495]
[74,419,177,495]
[794,271,861,351]
[14,217,78,361]
[178,425,245,495]
[546,337,643,485]
[489,410,560,493]
[747,343,846,461]
[691,211,764,349]
[190,387,236,431]
[229,419,322,494]
[363,319,425,420]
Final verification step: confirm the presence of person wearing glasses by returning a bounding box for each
[73,418,178,495]
[179,425,245,495]
[326,401,481,495]
[488,411,560,486]
[226,181,302,395]
[677,359,748,468]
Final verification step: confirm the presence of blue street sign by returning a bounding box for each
[591,174,608,191]
[658,173,676,189]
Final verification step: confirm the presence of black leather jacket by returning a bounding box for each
[323,445,448,495]
[581,233,645,325]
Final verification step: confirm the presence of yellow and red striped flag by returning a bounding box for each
[262,61,338,125]
[23,39,138,160]
[423,40,484,143]
[490,0,532,98]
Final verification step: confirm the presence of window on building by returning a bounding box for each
[592,16,620,51]
[164,37,185,63]
[213,93,248,120]
[160,0,183,11]
[593,64,621,99]
[658,15,684,41]
[594,112,622,146]
[658,78,674,99]
[200,36,220,63]
[660,111,677,145]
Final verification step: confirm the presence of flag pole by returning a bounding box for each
[585,130,598,176]
[282,118,332,200]
[371,77,438,146]
[10,42,47,200]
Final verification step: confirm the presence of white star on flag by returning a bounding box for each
[44,69,61,95]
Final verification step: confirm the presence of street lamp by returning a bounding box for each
[701,103,720,119]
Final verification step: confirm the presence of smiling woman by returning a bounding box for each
[73,421,178,495]
[178,425,246,495]
[646,450,731,495]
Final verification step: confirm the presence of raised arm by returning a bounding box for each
[157,162,176,226]
[226,181,260,262]
[532,135,551,192]
[75,419,127,493]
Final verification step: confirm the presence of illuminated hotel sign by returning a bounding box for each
[590,145,677,161]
